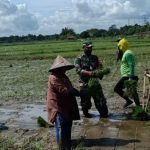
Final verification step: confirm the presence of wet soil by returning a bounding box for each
[1,96,149,150]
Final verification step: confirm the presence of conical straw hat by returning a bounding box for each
[49,55,74,72]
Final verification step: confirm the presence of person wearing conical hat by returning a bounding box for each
[114,38,140,108]
[47,55,80,150]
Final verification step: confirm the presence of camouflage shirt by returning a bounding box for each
[74,54,103,84]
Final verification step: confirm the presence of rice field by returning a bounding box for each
[0,37,150,102]
[0,37,150,149]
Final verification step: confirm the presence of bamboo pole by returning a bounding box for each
[146,74,150,78]
[142,75,146,109]
[143,71,150,111]
[145,89,150,111]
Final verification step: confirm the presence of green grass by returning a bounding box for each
[0,37,149,60]
[0,135,44,150]
[0,37,150,149]
[0,37,150,102]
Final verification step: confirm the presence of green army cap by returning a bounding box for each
[83,40,93,47]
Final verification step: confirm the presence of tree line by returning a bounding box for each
[0,23,150,43]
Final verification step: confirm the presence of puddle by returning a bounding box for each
[18,104,47,122]
[80,110,100,126]
[109,113,127,122]
[0,108,18,122]
[0,104,48,129]
[81,110,127,125]
[0,104,128,131]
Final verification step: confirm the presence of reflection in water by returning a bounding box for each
[0,104,47,129]
[0,105,127,130]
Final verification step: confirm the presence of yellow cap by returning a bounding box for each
[118,38,129,52]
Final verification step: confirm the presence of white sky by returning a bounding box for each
[0,0,150,36]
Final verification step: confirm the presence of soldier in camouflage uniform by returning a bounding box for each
[74,41,108,118]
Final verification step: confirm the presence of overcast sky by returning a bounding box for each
[0,0,150,36]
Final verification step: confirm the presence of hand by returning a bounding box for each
[128,77,132,81]
[128,75,134,80]
[81,70,96,77]
[98,74,104,80]
[48,121,54,127]
[103,68,111,75]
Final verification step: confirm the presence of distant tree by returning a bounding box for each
[144,22,150,31]
[26,34,36,41]
[95,29,108,37]
[48,34,59,40]
[134,24,142,34]
[37,34,45,40]
[1,23,150,43]
[108,24,120,36]
[127,26,136,35]
[120,25,130,35]
[80,31,90,38]
[86,28,100,37]
[60,27,76,37]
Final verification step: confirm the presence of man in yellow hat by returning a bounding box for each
[114,38,140,108]
[47,55,80,149]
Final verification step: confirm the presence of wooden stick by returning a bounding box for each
[144,71,150,111]
[145,89,150,111]
[146,73,150,78]
[142,75,146,109]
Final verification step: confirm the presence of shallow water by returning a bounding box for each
[0,104,47,129]
[0,103,129,131]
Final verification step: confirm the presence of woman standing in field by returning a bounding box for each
[47,55,80,150]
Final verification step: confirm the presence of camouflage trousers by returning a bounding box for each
[79,83,108,117]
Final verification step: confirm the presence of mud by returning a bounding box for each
[0,104,47,129]
[0,97,150,149]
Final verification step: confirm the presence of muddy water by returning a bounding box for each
[1,103,146,149]
[0,104,47,129]
[0,104,128,130]
[0,106,128,136]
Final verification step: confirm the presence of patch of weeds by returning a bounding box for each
[0,136,15,149]
[88,78,101,95]
[72,136,86,150]
[128,105,150,121]
[124,80,138,98]
[16,137,44,150]
[37,116,49,127]
[87,68,110,95]
[29,142,44,150]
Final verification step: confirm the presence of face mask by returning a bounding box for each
[84,47,92,55]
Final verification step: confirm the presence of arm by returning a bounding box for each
[74,57,96,77]
[74,57,82,75]
[126,53,135,77]
[50,75,72,96]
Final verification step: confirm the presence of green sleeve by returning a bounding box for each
[126,53,135,76]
